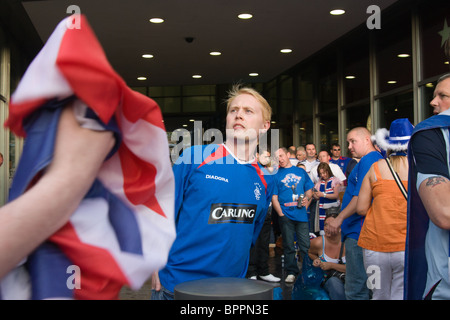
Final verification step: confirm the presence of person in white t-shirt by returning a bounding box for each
[310,150,347,184]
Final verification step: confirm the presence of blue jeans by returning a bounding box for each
[344,237,370,300]
[150,285,174,300]
[323,276,346,300]
[279,216,309,276]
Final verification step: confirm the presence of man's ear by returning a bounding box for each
[261,120,270,133]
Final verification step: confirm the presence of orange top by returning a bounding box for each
[358,162,407,252]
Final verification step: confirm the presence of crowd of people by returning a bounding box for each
[247,73,450,300]
[0,13,449,301]
[149,74,450,301]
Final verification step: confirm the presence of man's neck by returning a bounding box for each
[224,138,257,162]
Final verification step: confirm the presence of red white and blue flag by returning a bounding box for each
[2,15,175,299]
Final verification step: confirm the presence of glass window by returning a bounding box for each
[317,52,337,113]
[319,112,338,152]
[342,36,370,104]
[183,85,215,96]
[421,83,436,120]
[341,103,370,159]
[279,77,294,146]
[298,120,313,147]
[376,11,413,93]
[265,79,278,115]
[183,96,215,112]
[280,77,293,115]
[148,86,181,97]
[419,1,450,79]
[155,97,181,113]
[345,104,370,131]
[130,87,147,95]
[296,69,314,146]
[379,91,414,129]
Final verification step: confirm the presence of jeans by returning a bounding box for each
[150,285,174,300]
[247,210,272,277]
[308,200,317,233]
[279,215,309,276]
[344,237,370,300]
[323,276,346,300]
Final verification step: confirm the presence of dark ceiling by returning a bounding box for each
[22,0,398,88]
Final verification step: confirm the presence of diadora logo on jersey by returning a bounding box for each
[280,173,302,188]
[205,174,229,183]
[208,203,257,224]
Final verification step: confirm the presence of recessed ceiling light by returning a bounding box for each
[271,121,276,124]
[249,73,259,77]
[330,9,345,15]
[345,75,356,79]
[137,76,147,80]
[280,48,292,53]
[182,124,188,127]
[397,53,410,58]
[238,13,253,20]
[189,119,195,122]
[387,80,397,84]
[192,75,202,79]
[149,18,164,23]
[142,54,154,59]
[210,51,222,56]
[425,83,434,88]
[445,61,449,65]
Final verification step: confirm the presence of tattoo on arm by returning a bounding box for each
[425,176,448,187]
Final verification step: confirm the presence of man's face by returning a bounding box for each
[296,150,306,161]
[305,144,316,158]
[331,146,341,159]
[347,131,367,159]
[258,151,271,166]
[226,93,269,142]
[318,151,329,163]
[276,149,290,168]
[430,78,450,115]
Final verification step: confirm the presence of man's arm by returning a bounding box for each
[419,176,450,230]
[0,106,114,279]
[328,196,358,236]
[411,129,450,230]
[356,167,373,216]
[272,195,284,217]
[303,188,313,208]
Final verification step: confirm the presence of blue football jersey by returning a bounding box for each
[273,166,314,222]
[158,144,274,292]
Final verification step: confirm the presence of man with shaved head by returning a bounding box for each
[328,127,382,300]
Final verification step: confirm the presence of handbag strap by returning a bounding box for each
[385,158,407,200]
[338,242,344,264]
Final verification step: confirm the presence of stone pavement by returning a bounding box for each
[118,247,294,300]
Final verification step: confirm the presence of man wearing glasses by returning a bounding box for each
[329,143,357,180]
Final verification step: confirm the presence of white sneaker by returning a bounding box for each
[285,274,296,283]
[259,274,281,283]
[248,275,257,280]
